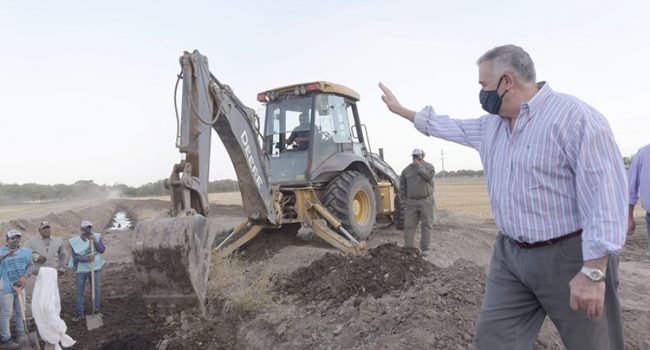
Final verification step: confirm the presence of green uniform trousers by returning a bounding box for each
[403,196,435,251]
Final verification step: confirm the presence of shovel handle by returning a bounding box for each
[90,239,96,313]
[16,291,29,331]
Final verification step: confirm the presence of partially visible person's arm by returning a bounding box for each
[628,204,636,235]
[416,162,436,182]
[57,238,68,269]
[72,249,89,263]
[286,132,296,145]
[93,236,106,254]
[22,259,34,279]
[627,152,642,234]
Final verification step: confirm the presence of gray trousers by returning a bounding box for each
[404,196,435,251]
[475,234,623,350]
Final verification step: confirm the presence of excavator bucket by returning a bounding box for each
[133,215,217,314]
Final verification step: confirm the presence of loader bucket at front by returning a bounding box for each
[133,215,217,314]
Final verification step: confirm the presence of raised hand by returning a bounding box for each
[378,82,417,121]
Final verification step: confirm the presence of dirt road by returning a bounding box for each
[1,199,648,349]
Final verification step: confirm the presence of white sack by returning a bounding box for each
[32,267,76,350]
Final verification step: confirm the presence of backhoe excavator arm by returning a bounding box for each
[168,50,278,225]
[135,50,281,314]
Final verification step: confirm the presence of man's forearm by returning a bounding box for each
[22,263,35,279]
[416,165,435,181]
[73,251,89,263]
[59,247,67,267]
[396,107,417,122]
[95,239,106,254]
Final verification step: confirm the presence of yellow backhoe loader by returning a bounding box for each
[133,50,405,314]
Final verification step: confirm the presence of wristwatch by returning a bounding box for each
[580,266,606,282]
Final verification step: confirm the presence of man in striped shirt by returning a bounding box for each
[380,45,627,349]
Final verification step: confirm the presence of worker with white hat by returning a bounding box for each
[399,148,436,256]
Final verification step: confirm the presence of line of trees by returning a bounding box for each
[435,169,484,178]
[0,170,484,205]
[432,155,635,179]
[0,179,240,205]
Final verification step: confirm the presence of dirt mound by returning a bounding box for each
[347,258,487,349]
[0,201,118,239]
[279,243,435,305]
[236,258,486,350]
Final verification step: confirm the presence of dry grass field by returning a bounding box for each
[131,181,492,218]
[435,178,492,220]
[132,192,244,206]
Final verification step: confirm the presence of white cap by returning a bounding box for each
[412,148,425,157]
[80,220,93,229]
[39,221,51,229]
[6,229,22,239]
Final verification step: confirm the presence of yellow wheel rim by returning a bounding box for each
[352,190,371,226]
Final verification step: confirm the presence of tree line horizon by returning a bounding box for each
[0,169,488,205]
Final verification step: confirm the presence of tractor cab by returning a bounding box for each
[259,82,365,185]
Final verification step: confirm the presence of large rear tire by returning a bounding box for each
[324,170,376,240]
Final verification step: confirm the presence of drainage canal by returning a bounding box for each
[109,211,133,231]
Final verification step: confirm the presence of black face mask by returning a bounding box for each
[479,76,509,115]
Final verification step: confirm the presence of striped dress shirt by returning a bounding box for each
[414,82,627,260]
[628,144,650,212]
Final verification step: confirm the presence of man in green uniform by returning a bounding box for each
[399,148,436,256]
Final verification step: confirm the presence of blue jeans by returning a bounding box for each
[0,291,25,342]
[645,212,650,255]
[74,270,101,316]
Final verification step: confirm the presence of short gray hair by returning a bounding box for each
[477,45,536,83]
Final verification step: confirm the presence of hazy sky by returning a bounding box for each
[1,1,648,187]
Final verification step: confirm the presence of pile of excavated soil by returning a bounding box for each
[278,243,435,306]
[236,258,487,350]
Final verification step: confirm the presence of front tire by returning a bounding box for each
[324,170,376,240]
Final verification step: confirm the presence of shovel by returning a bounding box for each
[86,239,104,330]
[16,288,41,350]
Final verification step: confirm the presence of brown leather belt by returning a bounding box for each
[514,229,582,249]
